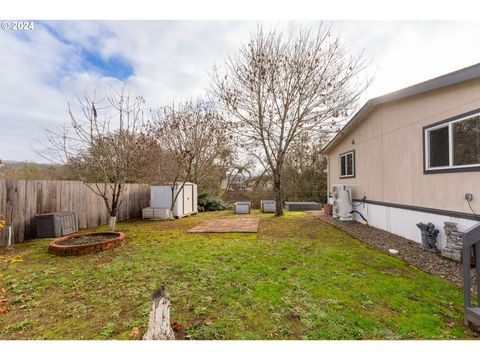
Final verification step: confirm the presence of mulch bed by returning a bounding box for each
[307,211,474,290]
[57,234,114,246]
[48,232,125,256]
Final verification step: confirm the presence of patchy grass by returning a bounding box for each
[0,211,475,339]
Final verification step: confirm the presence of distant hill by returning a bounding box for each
[0,160,74,181]
[0,159,59,167]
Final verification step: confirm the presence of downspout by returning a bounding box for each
[326,156,330,204]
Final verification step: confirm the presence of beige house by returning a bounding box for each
[323,63,480,253]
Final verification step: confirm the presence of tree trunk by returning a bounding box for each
[170,186,176,213]
[108,216,117,231]
[274,175,284,216]
[143,285,175,340]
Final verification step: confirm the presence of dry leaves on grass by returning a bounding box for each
[1,255,23,272]
[0,287,7,314]
[128,327,139,338]
[9,255,23,265]
[171,322,184,332]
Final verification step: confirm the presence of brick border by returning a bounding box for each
[48,231,125,256]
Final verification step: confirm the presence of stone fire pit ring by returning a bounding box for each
[48,231,125,256]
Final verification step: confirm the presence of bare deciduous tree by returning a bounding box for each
[147,99,230,215]
[222,158,254,195]
[190,122,235,193]
[281,134,328,203]
[45,87,146,230]
[212,24,370,215]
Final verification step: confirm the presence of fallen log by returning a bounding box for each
[143,284,175,340]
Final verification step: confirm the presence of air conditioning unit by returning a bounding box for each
[331,185,353,221]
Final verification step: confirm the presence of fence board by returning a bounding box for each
[0,180,149,245]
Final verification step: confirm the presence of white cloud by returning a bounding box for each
[2,20,480,162]
[328,21,480,99]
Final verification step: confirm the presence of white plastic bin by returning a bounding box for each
[142,208,171,220]
[234,201,251,214]
[260,200,276,213]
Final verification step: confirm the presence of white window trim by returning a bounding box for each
[425,112,480,171]
[339,151,355,178]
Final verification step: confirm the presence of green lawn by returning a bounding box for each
[0,211,474,339]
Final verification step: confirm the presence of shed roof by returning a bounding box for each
[322,62,480,153]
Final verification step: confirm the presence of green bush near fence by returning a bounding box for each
[197,192,230,211]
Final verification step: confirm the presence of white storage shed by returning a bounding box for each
[149,183,198,218]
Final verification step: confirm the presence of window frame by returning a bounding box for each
[339,150,355,178]
[423,108,480,174]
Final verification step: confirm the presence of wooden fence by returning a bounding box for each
[0,180,150,244]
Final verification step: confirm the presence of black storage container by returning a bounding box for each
[36,211,78,238]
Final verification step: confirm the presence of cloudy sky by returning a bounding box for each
[2,20,480,162]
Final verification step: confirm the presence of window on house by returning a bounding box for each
[428,126,449,167]
[340,151,355,178]
[425,113,480,172]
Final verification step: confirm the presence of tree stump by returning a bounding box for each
[143,285,175,340]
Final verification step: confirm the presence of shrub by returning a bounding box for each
[198,192,230,211]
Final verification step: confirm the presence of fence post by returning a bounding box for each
[476,243,480,304]
[463,244,471,313]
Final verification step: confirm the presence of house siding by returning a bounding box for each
[326,77,480,216]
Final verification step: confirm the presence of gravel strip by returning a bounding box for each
[307,211,474,290]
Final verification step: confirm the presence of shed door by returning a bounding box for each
[183,184,193,214]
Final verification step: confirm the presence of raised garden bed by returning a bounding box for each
[48,231,125,256]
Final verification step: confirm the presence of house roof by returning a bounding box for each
[322,62,480,153]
